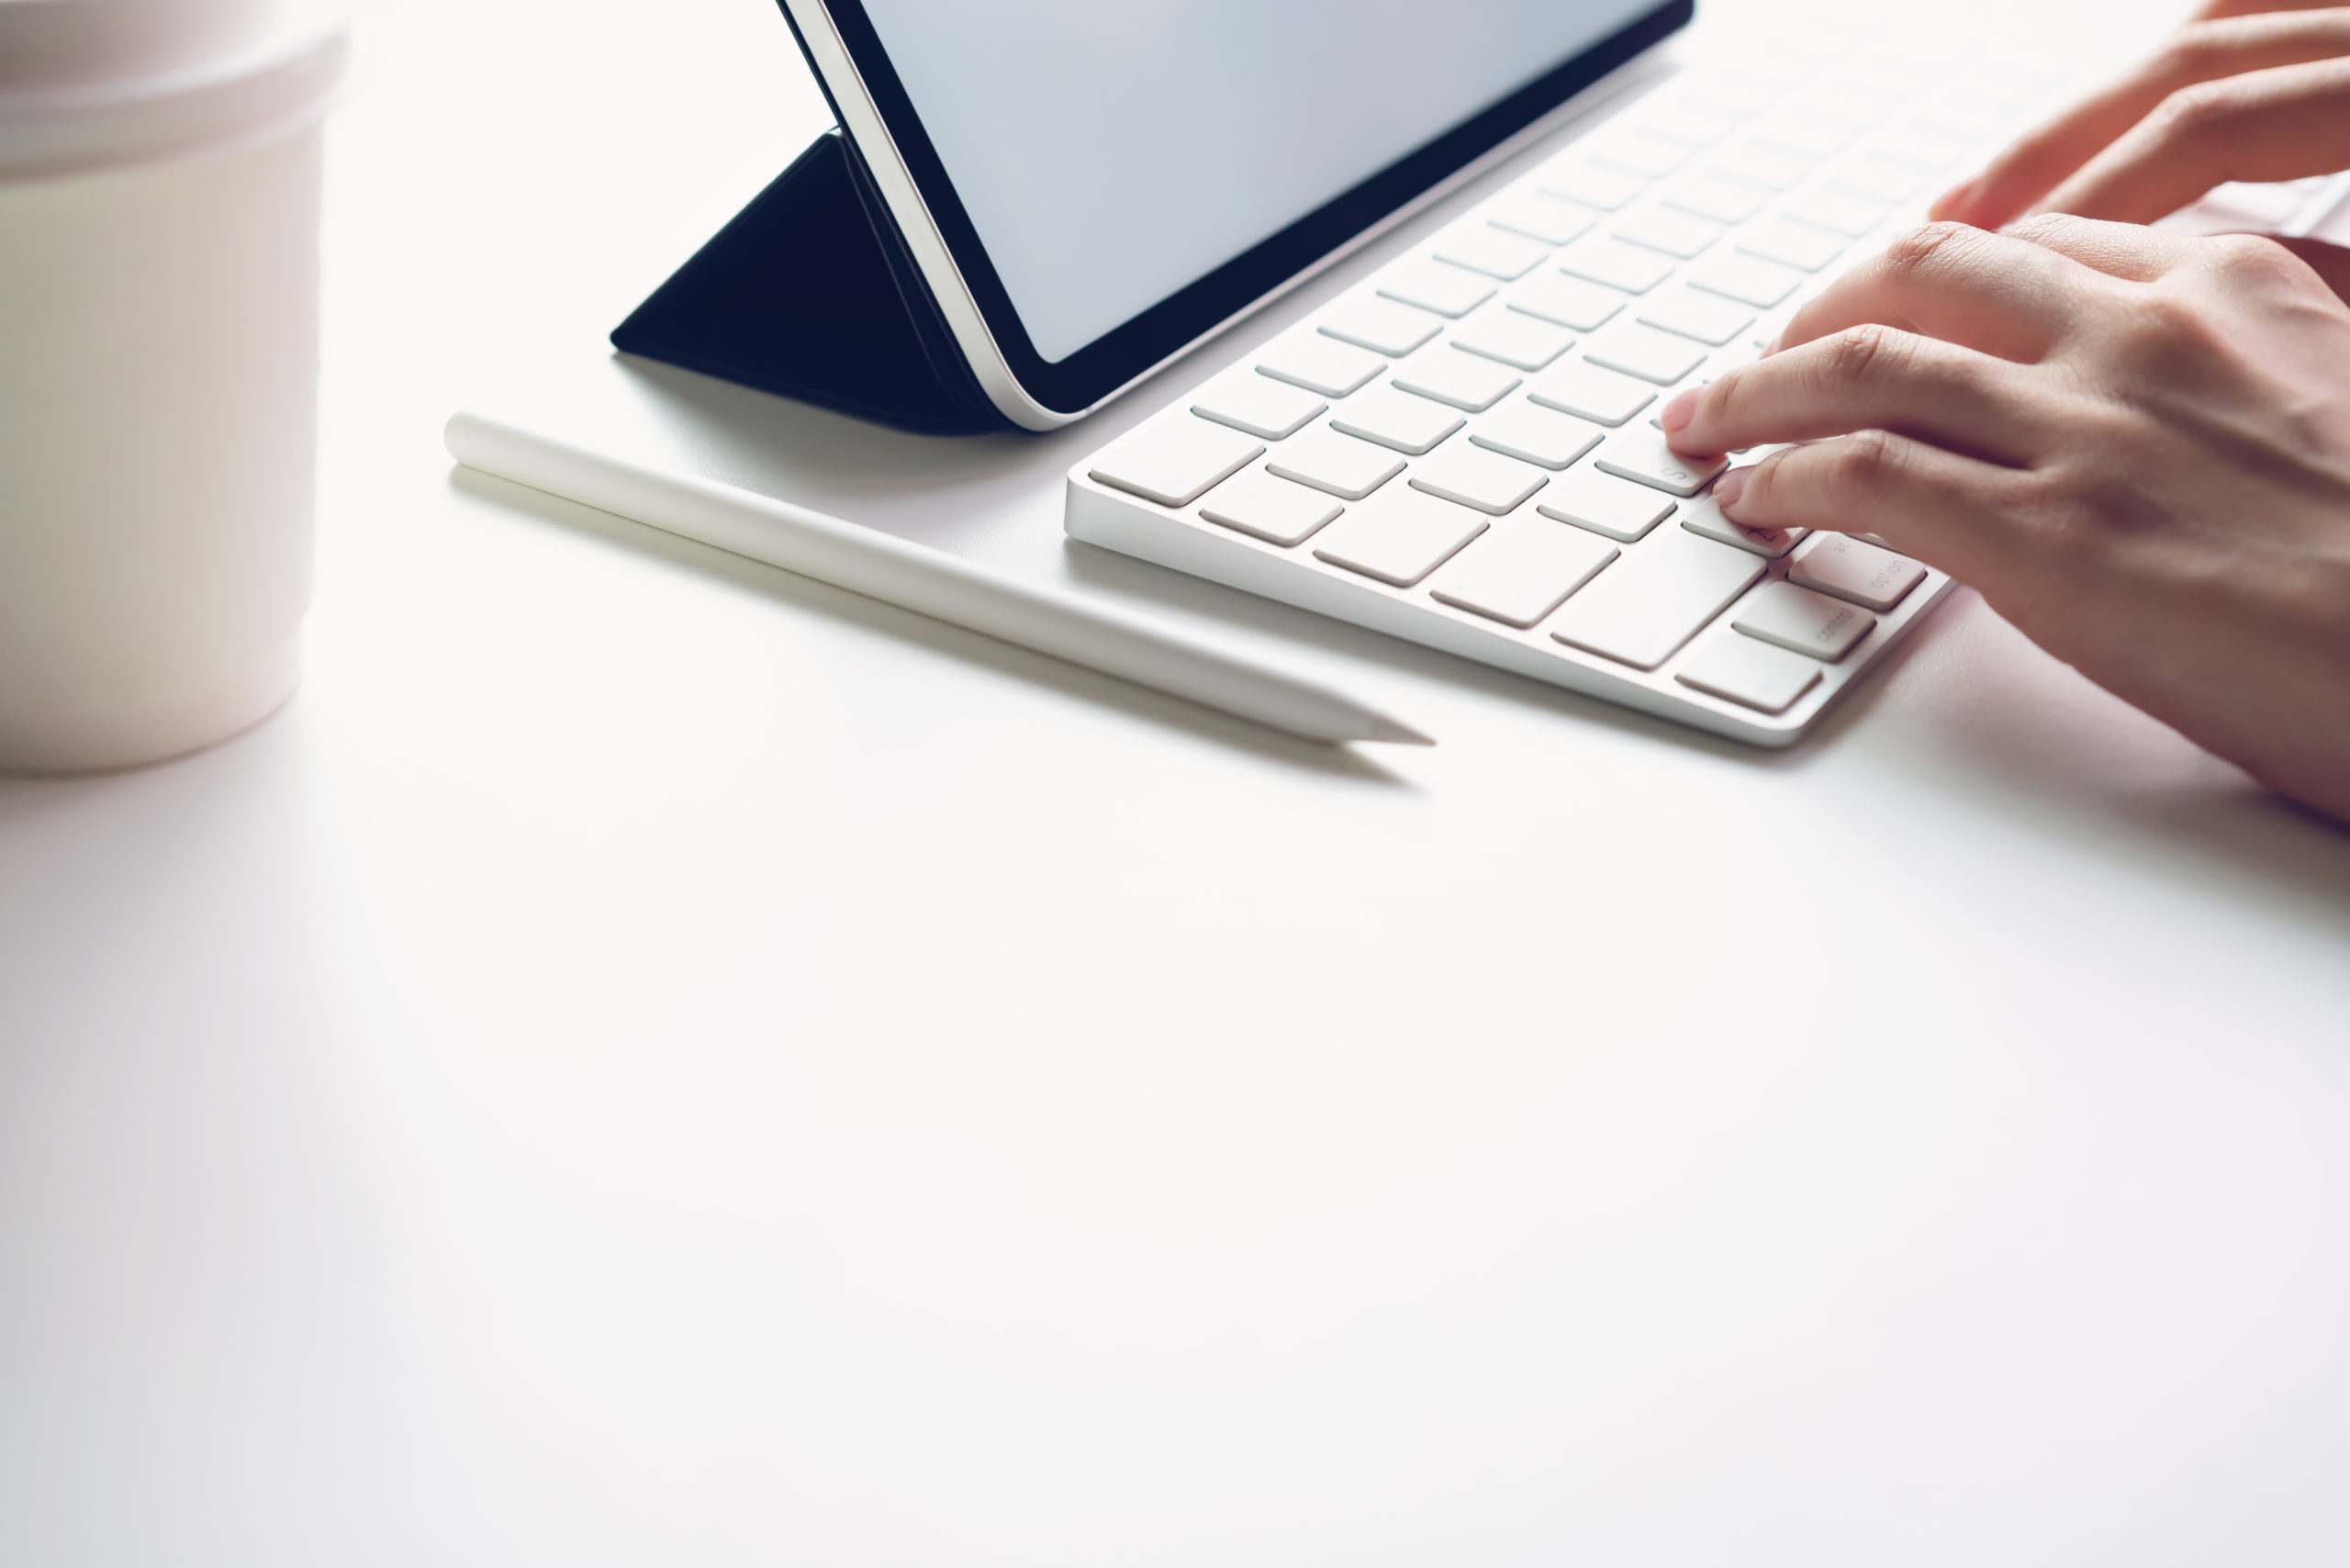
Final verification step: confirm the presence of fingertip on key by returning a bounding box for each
[1659,386,1699,432]
[1712,465,1751,516]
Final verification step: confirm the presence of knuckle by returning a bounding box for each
[1827,429,1898,498]
[1813,325,1905,400]
[2206,230,2299,285]
[2007,210,2091,250]
[2156,23,2230,80]
[2149,81,2244,140]
[1881,220,1980,283]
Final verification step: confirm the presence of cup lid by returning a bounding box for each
[0,0,346,180]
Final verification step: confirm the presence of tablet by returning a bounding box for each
[777,0,1694,431]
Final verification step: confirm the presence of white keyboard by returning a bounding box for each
[1064,25,2070,745]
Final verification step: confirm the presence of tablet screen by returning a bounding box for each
[861,0,1663,363]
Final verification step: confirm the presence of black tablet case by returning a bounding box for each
[610,129,1014,434]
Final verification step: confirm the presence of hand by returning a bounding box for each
[1932,2,2350,232]
[1659,218,2350,823]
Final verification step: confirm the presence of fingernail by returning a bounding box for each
[1659,387,1699,432]
[1712,465,1751,516]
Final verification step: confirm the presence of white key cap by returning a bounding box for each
[1751,114,1853,161]
[1662,174,1771,225]
[1312,487,1488,587]
[1593,424,1729,495]
[1675,633,1823,713]
[1318,297,1442,358]
[1265,425,1406,500]
[1328,386,1464,455]
[1429,518,1618,627]
[1434,226,1550,281]
[1829,156,1929,204]
[1789,534,1928,610]
[1528,360,1656,426]
[1874,125,1972,171]
[1197,466,1344,546]
[1734,579,1874,659]
[1470,400,1604,469]
[1541,162,1647,211]
[1687,252,1803,308]
[1583,324,1708,386]
[1706,144,1813,191]
[1550,529,1765,669]
[1559,238,1675,295]
[1190,375,1325,441]
[1506,274,1626,332]
[1591,129,1692,179]
[1378,261,1497,319]
[1258,335,1384,398]
[1449,309,1575,371]
[1779,188,1888,237]
[1737,218,1847,272]
[1089,415,1262,509]
[1636,104,1746,149]
[1409,443,1549,515]
[1635,288,1756,347]
[1678,492,1806,557]
[1392,349,1522,412]
[1486,193,1600,246]
[1613,207,1723,260]
[1536,467,1677,541]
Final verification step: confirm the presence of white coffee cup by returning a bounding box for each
[0,0,347,772]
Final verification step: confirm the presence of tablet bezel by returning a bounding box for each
[778,0,1694,430]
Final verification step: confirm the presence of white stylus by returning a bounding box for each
[445,412,1434,747]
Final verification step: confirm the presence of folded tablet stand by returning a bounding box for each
[610,129,1013,434]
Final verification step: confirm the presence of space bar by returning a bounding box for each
[1550,530,1764,670]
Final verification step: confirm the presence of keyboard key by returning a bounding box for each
[1687,252,1804,308]
[1613,207,1723,259]
[1429,518,1618,627]
[1089,415,1262,509]
[1312,487,1489,587]
[1733,579,1874,659]
[1197,467,1344,546]
[1470,400,1604,469]
[1486,192,1600,246]
[1829,156,1929,204]
[1258,335,1385,398]
[1707,144,1812,191]
[1559,238,1675,294]
[1751,114,1853,161]
[1378,261,1497,319]
[1318,297,1442,358]
[1679,492,1806,557]
[1506,273,1626,332]
[1593,424,1729,495]
[1789,534,1927,610]
[1266,425,1407,500]
[1393,349,1523,412]
[1450,310,1576,371]
[1329,386,1464,455]
[1536,466,1677,541]
[1676,633,1823,712]
[1636,288,1756,347]
[1434,225,1551,281]
[1634,104,1746,149]
[1409,443,1549,515]
[1191,375,1326,441]
[1779,188,1889,237]
[1540,161,1647,211]
[1589,131,1689,179]
[1661,174,1771,225]
[1874,125,1972,171]
[1528,361,1656,426]
[1737,217,1847,272]
[1550,528,1765,669]
[1583,324,1708,386]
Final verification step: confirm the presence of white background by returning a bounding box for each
[5,0,2350,1564]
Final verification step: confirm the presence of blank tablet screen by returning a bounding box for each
[859,0,1661,363]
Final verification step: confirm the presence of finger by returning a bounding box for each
[1771,222,2105,364]
[1662,327,2048,465]
[2039,55,2350,223]
[2269,234,2350,300]
[2196,0,2350,18]
[1709,432,2028,589]
[1933,11,2350,229]
[2000,211,2210,281]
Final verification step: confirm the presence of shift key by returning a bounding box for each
[1550,528,1763,669]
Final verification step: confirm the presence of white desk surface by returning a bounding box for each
[6,1,2349,1563]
